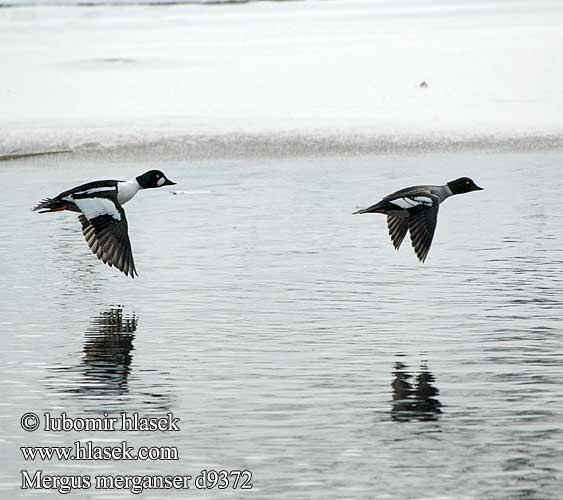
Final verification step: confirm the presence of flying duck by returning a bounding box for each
[354,177,483,262]
[33,170,176,278]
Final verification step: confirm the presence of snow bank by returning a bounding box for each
[1,0,562,156]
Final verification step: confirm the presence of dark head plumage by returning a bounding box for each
[136,170,176,189]
[447,177,483,195]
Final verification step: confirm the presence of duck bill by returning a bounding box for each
[164,179,176,186]
[474,185,484,191]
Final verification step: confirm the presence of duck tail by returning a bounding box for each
[33,198,66,213]
[353,205,385,215]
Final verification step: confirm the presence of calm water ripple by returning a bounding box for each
[0,150,562,498]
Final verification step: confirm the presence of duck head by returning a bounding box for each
[136,170,176,189]
[447,177,483,195]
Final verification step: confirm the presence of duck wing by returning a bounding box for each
[355,186,436,214]
[385,188,436,211]
[72,194,138,278]
[387,215,409,250]
[407,195,440,263]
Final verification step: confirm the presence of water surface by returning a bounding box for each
[1,149,562,499]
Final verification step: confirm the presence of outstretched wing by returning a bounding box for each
[73,195,138,278]
[407,196,440,263]
[388,194,435,211]
[355,187,435,215]
[387,215,409,250]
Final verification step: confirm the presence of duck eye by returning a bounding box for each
[156,174,161,179]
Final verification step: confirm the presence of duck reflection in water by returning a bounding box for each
[81,308,137,396]
[391,359,442,422]
[48,308,137,399]
[46,308,174,412]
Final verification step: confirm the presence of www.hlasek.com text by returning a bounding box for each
[21,440,178,461]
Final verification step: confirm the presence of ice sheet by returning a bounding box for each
[1,0,563,156]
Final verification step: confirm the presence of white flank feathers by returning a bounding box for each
[73,198,121,221]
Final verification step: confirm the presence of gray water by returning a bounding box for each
[1,149,562,499]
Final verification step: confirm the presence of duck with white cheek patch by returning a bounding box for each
[33,170,176,278]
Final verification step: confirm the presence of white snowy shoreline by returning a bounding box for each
[1,0,563,157]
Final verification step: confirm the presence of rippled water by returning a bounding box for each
[1,149,562,499]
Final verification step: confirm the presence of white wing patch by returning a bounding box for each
[65,187,115,198]
[82,187,115,195]
[391,196,433,210]
[73,197,122,221]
